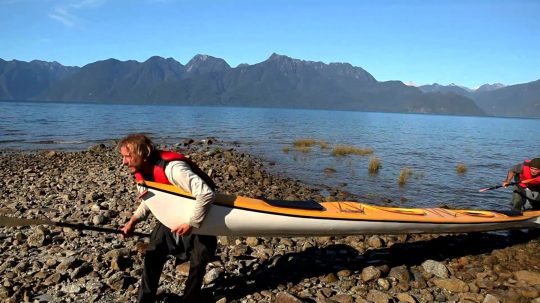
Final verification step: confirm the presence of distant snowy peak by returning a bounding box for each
[418,83,472,96]
[185,54,231,74]
[475,83,506,92]
[418,82,508,95]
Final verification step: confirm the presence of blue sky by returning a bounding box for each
[1,0,538,88]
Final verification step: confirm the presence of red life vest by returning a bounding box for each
[519,160,540,191]
[134,150,216,190]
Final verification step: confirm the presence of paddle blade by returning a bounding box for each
[0,216,55,227]
[478,185,501,192]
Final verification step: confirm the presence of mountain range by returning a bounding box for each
[1,54,539,118]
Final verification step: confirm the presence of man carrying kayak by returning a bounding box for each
[503,158,540,212]
[119,133,217,303]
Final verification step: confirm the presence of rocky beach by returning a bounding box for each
[0,140,539,303]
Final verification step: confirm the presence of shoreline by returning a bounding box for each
[0,144,539,302]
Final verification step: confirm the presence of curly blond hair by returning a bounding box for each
[118,133,155,159]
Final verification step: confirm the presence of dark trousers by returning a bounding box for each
[138,222,217,303]
[511,186,540,211]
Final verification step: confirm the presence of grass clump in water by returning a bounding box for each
[331,145,374,157]
[293,139,317,147]
[292,138,318,153]
[282,146,290,153]
[368,157,380,174]
[318,140,330,149]
[398,167,412,186]
[296,146,311,153]
[456,163,468,174]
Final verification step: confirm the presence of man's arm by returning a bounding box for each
[121,201,150,239]
[503,163,523,186]
[165,160,215,235]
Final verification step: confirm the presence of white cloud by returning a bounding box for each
[48,0,106,27]
[404,81,418,87]
[48,7,77,27]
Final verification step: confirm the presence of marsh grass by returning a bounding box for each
[368,157,380,174]
[293,138,317,147]
[318,140,330,149]
[282,146,290,153]
[456,163,468,174]
[295,146,311,153]
[291,138,318,153]
[398,167,412,186]
[331,145,374,157]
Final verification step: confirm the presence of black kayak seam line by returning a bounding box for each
[144,185,533,225]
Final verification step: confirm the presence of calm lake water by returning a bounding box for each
[2,100,540,210]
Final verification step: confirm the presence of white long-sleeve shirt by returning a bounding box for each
[133,160,215,228]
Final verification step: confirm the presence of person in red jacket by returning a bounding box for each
[119,133,217,303]
[502,158,540,212]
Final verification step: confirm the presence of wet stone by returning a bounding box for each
[176,262,190,276]
[86,281,105,291]
[44,272,62,286]
[432,278,470,293]
[14,232,25,242]
[32,294,54,302]
[330,293,354,303]
[482,294,501,303]
[27,226,47,247]
[367,236,384,248]
[91,204,101,212]
[70,263,92,279]
[275,291,304,303]
[321,273,339,284]
[45,258,58,267]
[229,245,249,257]
[361,265,381,282]
[104,248,130,259]
[245,237,260,247]
[377,278,390,290]
[61,284,82,294]
[55,257,76,274]
[0,285,10,299]
[204,267,223,284]
[92,214,106,225]
[106,272,125,291]
[337,269,351,277]
[396,292,416,303]
[367,289,392,303]
[33,271,48,279]
[422,260,449,278]
[388,265,411,282]
[514,270,540,285]
[517,286,539,298]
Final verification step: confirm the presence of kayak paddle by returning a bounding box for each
[479,177,539,193]
[0,215,149,237]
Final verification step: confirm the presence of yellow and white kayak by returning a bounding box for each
[138,180,540,236]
